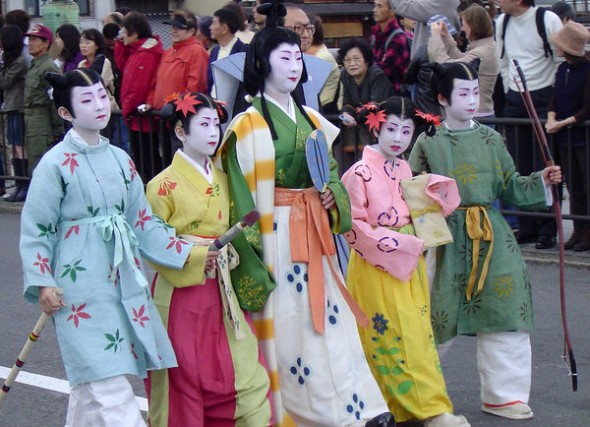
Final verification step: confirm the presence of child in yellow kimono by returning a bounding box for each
[342,97,467,426]
[145,92,272,427]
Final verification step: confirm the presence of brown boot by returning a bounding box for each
[574,228,590,252]
[564,230,582,250]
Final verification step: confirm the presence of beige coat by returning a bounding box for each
[428,34,499,116]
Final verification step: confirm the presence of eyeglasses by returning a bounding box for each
[343,56,364,65]
[284,24,315,35]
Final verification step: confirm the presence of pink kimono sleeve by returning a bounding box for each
[342,166,424,282]
[424,174,461,216]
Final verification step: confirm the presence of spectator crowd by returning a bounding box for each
[2,0,589,426]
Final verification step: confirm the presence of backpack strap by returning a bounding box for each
[500,13,511,59]
[500,8,552,59]
[383,27,405,53]
[536,7,553,58]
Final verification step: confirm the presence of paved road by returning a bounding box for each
[0,211,588,426]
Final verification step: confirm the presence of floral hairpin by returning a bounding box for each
[215,99,228,121]
[363,101,387,132]
[415,109,442,127]
[163,92,181,104]
[174,93,202,117]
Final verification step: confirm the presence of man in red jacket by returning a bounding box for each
[115,11,164,180]
[152,9,209,166]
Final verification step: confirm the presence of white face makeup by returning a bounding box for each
[69,82,111,132]
[265,43,303,97]
[375,114,415,160]
[443,78,480,126]
[178,107,220,164]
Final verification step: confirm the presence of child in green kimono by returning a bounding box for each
[408,61,562,421]
[20,68,200,427]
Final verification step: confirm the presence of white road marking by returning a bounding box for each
[0,366,148,411]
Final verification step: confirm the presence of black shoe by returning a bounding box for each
[535,235,556,250]
[564,231,582,250]
[365,412,396,427]
[7,186,27,203]
[515,231,536,244]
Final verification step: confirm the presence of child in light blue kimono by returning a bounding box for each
[19,67,202,427]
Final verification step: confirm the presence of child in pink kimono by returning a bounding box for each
[342,97,469,427]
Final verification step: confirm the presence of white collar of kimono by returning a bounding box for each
[68,128,108,149]
[260,92,296,122]
[443,119,476,131]
[177,149,213,184]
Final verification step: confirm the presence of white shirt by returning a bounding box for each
[496,7,563,93]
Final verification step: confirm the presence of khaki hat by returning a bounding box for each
[550,21,589,57]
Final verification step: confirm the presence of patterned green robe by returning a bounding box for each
[408,122,547,343]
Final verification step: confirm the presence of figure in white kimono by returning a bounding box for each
[217,4,394,426]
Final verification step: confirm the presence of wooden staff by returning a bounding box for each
[0,288,64,404]
[512,59,577,392]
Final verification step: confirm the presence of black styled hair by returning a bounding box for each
[56,24,81,63]
[5,9,30,34]
[257,0,286,28]
[80,28,106,56]
[123,12,152,39]
[168,92,228,133]
[359,96,437,138]
[244,25,313,139]
[337,37,373,67]
[214,7,242,34]
[45,67,105,118]
[1,25,24,67]
[431,61,479,106]
[102,23,120,41]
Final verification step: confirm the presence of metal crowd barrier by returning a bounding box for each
[1,109,589,227]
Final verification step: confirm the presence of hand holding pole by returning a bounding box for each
[0,288,64,405]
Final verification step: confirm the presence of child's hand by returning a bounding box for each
[542,165,562,185]
[339,112,357,127]
[39,286,65,316]
[321,188,336,209]
[205,250,220,273]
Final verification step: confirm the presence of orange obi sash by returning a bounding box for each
[274,187,368,334]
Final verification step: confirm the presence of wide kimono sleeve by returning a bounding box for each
[307,108,352,234]
[20,154,66,303]
[496,138,547,210]
[341,163,424,282]
[218,128,276,310]
[145,175,208,287]
[121,154,195,273]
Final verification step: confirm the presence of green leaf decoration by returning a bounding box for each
[375,347,388,355]
[87,206,100,216]
[396,380,414,395]
[115,199,125,214]
[60,259,86,282]
[388,347,401,355]
[104,328,124,352]
[391,366,404,375]
[36,222,56,238]
[376,365,389,375]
